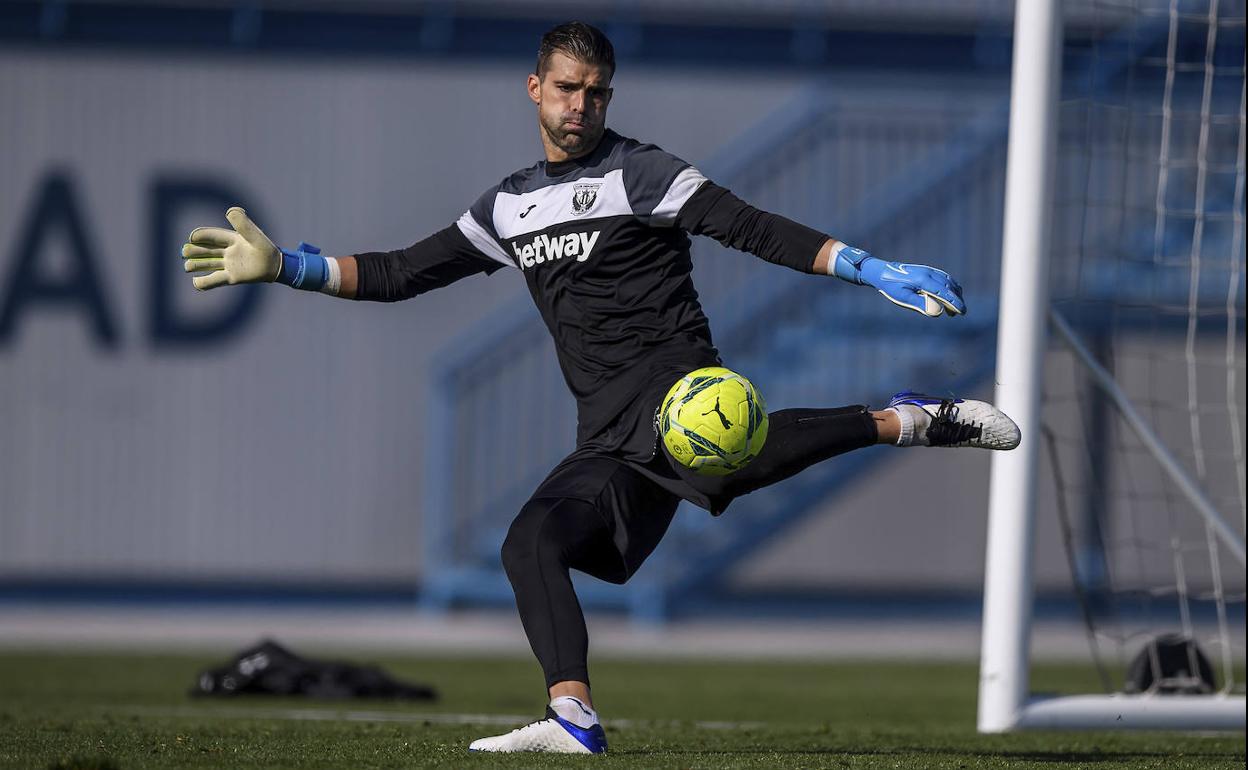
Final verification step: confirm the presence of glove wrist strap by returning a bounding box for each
[277,242,329,292]
[828,241,874,285]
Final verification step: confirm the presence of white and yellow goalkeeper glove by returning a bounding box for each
[182,207,281,291]
[183,207,333,292]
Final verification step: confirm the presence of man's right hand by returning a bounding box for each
[182,207,281,291]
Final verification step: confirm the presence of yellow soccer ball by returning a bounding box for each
[659,366,768,476]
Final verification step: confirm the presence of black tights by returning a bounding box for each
[501,405,878,688]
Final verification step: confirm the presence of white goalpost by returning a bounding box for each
[980,0,1246,732]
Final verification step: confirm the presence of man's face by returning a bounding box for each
[528,52,613,162]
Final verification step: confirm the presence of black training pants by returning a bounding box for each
[500,405,879,688]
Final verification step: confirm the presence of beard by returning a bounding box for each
[540,110,603,158]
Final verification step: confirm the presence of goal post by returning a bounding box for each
[979,0,1246,733]
[978,0,1064,734]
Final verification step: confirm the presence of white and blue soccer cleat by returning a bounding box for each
[467,703,607,754]
[887,391,1021,450]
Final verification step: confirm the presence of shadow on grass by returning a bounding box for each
[610,747,1245,763]
[46,758,121,770]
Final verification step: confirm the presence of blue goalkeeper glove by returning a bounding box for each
[831,243,966,317]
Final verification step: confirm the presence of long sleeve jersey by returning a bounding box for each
[354,130,828,449]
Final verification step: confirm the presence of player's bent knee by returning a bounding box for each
[501,497,592,580]
[503,496,627,585]
[501,499,553,580]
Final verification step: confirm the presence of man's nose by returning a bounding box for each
[569,90,585,113]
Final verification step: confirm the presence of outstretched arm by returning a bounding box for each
[677,183,965,317]
[182,208,506,300]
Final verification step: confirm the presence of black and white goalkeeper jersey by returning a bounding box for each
[354,129,828,450]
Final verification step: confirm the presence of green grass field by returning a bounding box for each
[0,651,1242,769]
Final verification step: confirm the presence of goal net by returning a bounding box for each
[980,0,1245,731]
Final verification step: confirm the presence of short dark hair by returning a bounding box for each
[536,22,615,79]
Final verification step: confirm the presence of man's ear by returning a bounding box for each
[527,73,542,105]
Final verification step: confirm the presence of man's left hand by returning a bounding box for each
[831,243,966,317]
[858,258,966,317]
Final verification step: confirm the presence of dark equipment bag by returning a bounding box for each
[1124,633,1217,695]
[192,639,437,700]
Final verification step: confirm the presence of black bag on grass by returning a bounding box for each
[192,639,437,700]
[1124,633,1216,695]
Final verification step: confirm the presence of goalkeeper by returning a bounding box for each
[182,21,1019,755]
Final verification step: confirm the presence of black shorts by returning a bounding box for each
[529,453,681,582]
[570,368,738,515]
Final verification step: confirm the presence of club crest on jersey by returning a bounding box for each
[571,182,601,216]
